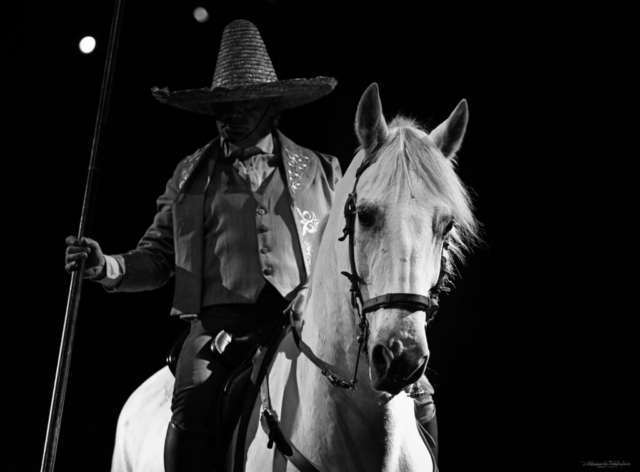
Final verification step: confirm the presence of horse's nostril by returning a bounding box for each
[371,344,392,375]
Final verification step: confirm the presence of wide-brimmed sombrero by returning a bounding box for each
[151,19,337,116]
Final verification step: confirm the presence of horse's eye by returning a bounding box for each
[357,208,376,228]
[443,219,455,236]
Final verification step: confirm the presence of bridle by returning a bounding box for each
[264,148,450,470]
[291,148,451,393]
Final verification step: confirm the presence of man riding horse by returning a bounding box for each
[65,19,437,471]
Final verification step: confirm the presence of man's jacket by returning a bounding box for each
[111,130,342,316]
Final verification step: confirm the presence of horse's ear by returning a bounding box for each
[355,83,389,150]
[430,99,469,159]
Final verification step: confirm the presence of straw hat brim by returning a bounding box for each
[151,77,337,116]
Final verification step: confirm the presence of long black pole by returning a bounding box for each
[41,0,126,470]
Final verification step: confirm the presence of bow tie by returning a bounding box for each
[229,146,266,162]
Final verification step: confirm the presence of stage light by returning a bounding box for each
[193,7,209,23]
[79,36,96,54]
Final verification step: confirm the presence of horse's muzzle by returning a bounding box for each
[370,344,428,395]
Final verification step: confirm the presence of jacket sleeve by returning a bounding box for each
[111,172,179,292]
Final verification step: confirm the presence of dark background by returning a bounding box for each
[4,1,633,471]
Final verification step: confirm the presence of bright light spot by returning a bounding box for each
[193,7,209,23]
[79,36,96,54]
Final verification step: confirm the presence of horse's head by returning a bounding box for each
[350,84,477,395]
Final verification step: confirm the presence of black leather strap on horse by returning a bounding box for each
[340,151,444,325]
[363,293,438,319]
[416,419,440,472]
[290,317,358,389]
[233,318,290,472]
[259,378,321,472]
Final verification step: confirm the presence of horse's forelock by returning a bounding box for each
[367,116,479,268]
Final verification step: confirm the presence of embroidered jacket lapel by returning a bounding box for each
[277,130,319,198]
[277,130,328,276]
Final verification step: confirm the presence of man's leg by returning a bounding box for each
[164,286,289,471]
[164,316,232,472]
[164,423,217,472]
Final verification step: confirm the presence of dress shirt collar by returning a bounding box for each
[222,133,274,159]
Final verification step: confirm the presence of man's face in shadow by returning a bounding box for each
[214,98,274,146]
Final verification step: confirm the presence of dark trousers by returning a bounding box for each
[170,284,289,436]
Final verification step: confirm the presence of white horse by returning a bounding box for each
[111,83,478,472]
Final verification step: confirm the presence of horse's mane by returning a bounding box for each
[366,115,480,281]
